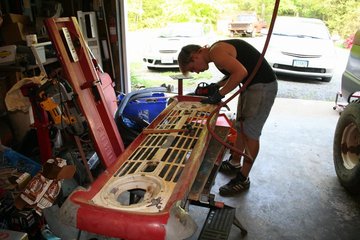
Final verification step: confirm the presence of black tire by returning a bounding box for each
[333,100,360,195]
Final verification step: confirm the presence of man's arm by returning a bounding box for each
[216,76,229,87]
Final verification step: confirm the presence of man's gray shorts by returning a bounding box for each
[235,81,278,140]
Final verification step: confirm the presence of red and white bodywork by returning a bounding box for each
[60,96,218,239]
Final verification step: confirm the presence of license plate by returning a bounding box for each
[161,57,173,64]
[293,59,308,68]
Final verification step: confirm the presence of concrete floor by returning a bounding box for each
[46,97,360,240]
[189,97,360,240]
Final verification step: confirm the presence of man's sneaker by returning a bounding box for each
[219,157,241,174]
[219,173,250,196]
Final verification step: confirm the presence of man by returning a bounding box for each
[177,39,277,196]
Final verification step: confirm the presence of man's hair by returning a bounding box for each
[178,44,201,75]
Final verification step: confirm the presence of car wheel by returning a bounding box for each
[322,77,332,82]
[333,100,360,195]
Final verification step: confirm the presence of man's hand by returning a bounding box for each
[200,88,224,104]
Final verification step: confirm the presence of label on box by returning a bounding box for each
[0,45,16,64]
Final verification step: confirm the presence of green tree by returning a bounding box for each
[322,0,360,38]
[127,0,360,38]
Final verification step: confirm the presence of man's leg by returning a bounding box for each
[229,129,245,165]
[219,94,245,172]
[240,133,259,178]
[219,128,245,173]
[222,126,259,174]
[218,132,255,196]
[219,81,277,196]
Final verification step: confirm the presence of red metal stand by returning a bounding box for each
[170,74,193,96]
[44,17,125,168]
[20,84,52,164]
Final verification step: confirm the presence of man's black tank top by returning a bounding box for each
[213,39,276,86]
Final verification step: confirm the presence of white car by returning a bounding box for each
[265,16,336,82]
[143,22,213,70]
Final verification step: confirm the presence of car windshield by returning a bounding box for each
[273,18,330,40]
[159,24,204,38]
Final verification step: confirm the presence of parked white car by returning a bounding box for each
[265,16,336,82]
[142,22,213,70]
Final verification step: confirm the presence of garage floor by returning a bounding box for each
[45,97,360,240]
[189,97,360,240]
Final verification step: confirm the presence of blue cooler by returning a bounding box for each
[120,93,167,123]
[115,89,167,146]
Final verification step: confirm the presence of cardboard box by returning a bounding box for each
[15,158,76,215]
[1,14,34,44]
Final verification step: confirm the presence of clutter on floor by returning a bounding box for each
[0,142,75,239]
